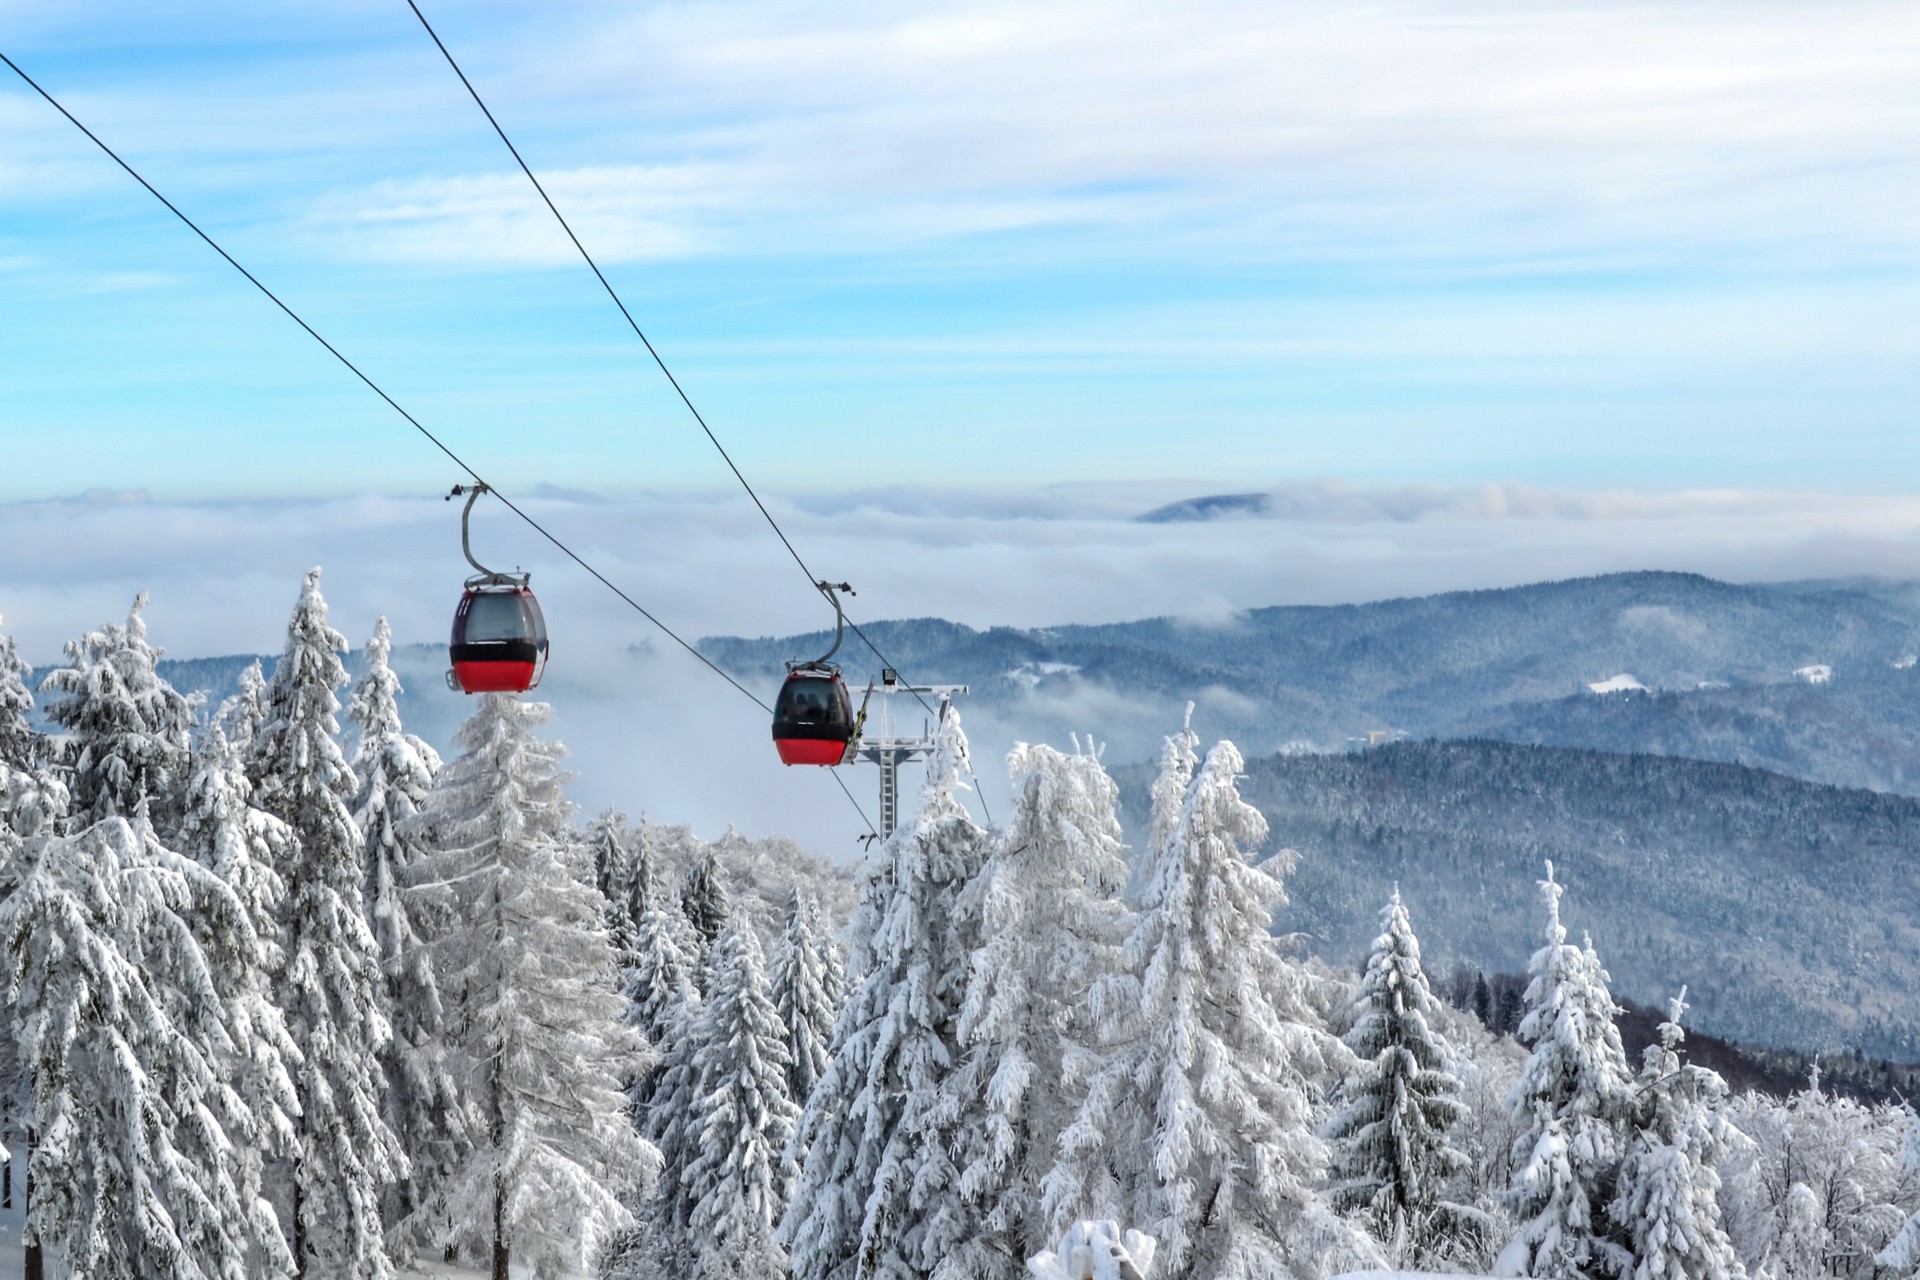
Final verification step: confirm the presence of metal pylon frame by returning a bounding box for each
[850,670,969,837]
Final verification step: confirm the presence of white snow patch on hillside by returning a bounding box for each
[1007,661,1082,689]
[1587,673,1646,694]
[1895,654,1916,670]
[1795,664,1832,684]
[1334,1272,1498,1280]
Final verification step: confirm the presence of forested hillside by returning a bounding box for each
[140,572,1920,799]
[703,570,1920,792]
[1145,739,1920,1058]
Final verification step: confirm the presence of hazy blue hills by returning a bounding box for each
[702,570,1920,792]
[146,644,475,754]
[1117,738,1920,1060]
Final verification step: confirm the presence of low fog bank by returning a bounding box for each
[12,479,1920,856]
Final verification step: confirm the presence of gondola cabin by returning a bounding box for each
[772,668,856,765]
[448,583,548,694]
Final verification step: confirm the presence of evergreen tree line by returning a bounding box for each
[0,579,643,1277]
[11,584,1920,1280]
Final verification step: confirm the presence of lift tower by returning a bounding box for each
[853,670,969,837]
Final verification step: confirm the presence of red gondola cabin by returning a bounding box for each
[449,584,548,694]
[772,668,856,765]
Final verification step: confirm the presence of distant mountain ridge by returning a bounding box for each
[702,570,1920,793]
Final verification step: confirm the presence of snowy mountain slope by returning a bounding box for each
[120,571,1920,808]
[1138,739,1920,1060]
[701,571,1920,792]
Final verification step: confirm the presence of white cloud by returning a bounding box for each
[22,0,1898,270]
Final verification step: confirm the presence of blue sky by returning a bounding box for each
[6,0,1918,502]
[9,1,1920,844]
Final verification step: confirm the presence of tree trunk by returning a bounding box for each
[292,1176,306,1279]
[492,1179,509,1280]
[22,1132,38,1280]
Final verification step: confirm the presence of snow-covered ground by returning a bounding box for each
[1587,673,1647,693]
[0,1193,22,1274]
[1333,1273,1497,1280]
[400,1258,527,1278]
[0,1199,519,1278]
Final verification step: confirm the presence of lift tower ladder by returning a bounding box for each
[852,670,969,838]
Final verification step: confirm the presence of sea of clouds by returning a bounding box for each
[9,478,1920,852]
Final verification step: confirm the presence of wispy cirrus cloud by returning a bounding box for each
[291,0,1920,270]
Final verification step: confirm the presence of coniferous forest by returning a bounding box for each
[7,578,1920,1280]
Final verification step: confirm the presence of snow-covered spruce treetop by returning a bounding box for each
[252,568,404,1279]
[174,730,309,1277]
[648,977,708,1279]
[39,591,197,825]
[770,889,840,1109]
[219,657,270,756]
[1028,1223,1157,1280]
[588,806,631,909]
[0,617,64,848]
[783,705,990,1280]
[1885,1113,1920,1277]
[1498,861,1638,1280]
[682,844,733,950]
[1145,706,1198,861]
[1327,888,1476,1265]
[931,739,1133,1280]
[688,914,801,1280]
[1611,988,1743,1280]
[1050,735,1378,1280]
[2,807,288,1277]
[348,615,467,1256]
[418,692,651,1277]
[0,618,35,770]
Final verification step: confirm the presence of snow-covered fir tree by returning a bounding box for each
[1048,733,1378,1280]
[929,741,1132,1280]
[1721,1071,1906,1279]
[418,692,651,1278]
[0,621,35,771]
[681,845,732,950]
[625,878,701,1091]
[1884,1114,1920,1280]
[770,890,840,1110]
[1326,889,1478,1266]
[687,915,800,1280]
[2,806,288,1276]
[39,591,197,826]
[177,723,309,1277]
[219,657,270,756]
[647,985,710,1280]
[783,707,991,1280]
[1611,989,1743,1280]
[348,616,468,1255]
[815,892,846,1014]
[251,568,404,1277]
[1498,862,1638,1280]
[589,807,631,911]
